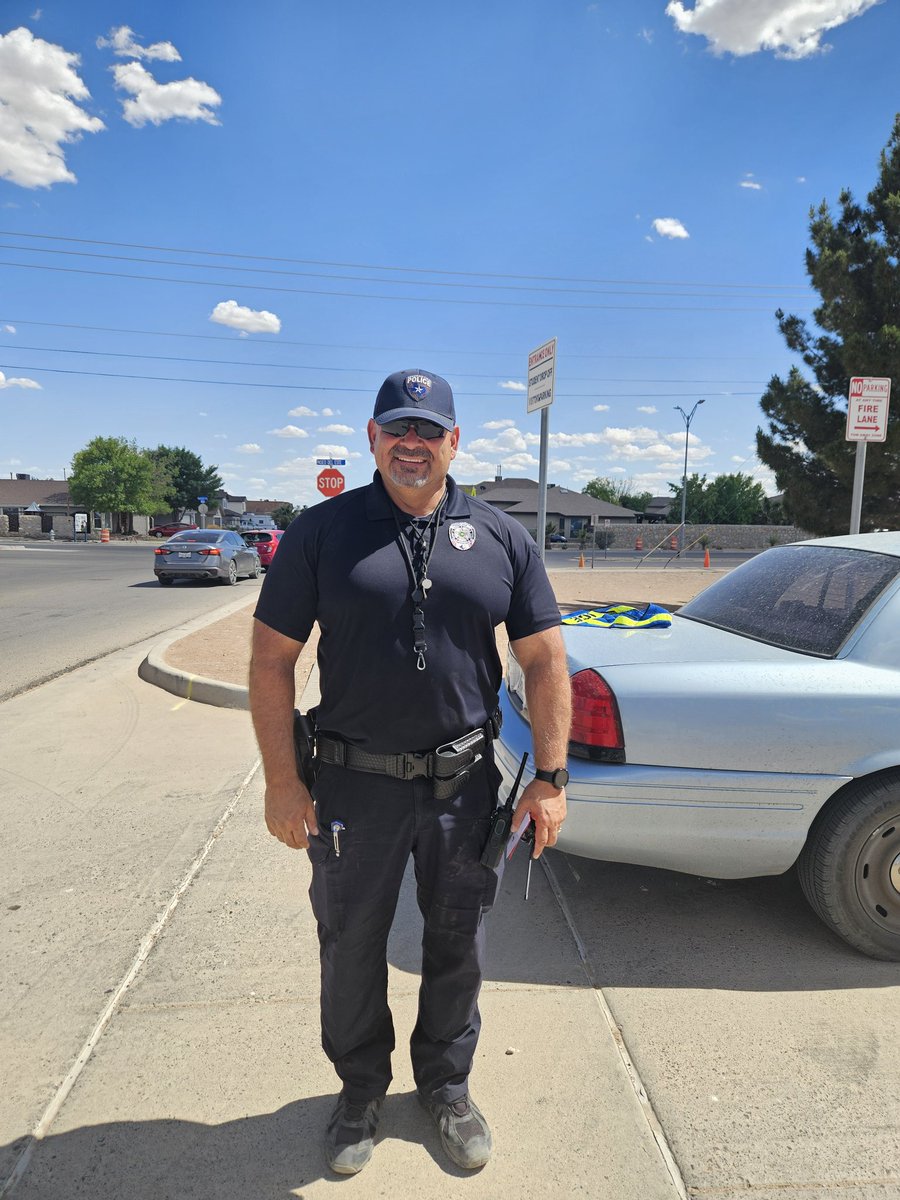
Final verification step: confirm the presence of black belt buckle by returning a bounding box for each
[401,752,432,780]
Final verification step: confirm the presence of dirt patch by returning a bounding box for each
[162,568,726,690]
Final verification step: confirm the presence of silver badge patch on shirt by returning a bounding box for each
[448,521,476,550]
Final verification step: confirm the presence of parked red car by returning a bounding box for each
[241,528,284,570]
[151,522,198,538]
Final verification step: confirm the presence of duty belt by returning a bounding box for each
[316,711,502,801]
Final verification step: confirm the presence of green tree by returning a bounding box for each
[582,477,649,512]
[271,503,298,530]
[668,472,770,525]
[70,436,157,533]
[756,114,900,534]
[147,445,223,519]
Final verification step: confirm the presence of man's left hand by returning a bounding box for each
[511,779,567,859]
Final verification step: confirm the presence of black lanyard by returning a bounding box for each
[391,495,446,671]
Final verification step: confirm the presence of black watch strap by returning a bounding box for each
[534,767,569,789]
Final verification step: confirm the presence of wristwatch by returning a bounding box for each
[534,767,569,789]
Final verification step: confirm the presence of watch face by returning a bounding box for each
[537,767,569,788]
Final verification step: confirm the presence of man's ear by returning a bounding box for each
[366,418,378,452]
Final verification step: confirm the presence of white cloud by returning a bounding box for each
[797,175,807,183]
[593,404,610,412]
[319,424,354,434]
[209,300,280,335]
[665,0,880,59]
[268,425,309,438]
[321,408,338,417]
[639,27,654,42]
[740,179,763,190]
[637,405,658,414]
[3,325,16,333]
[31,9,42,19]
[288,405,317,417]
[483,419,516,430]
[213,433,228,439]
[0,27,105,188]
[112,60,222,128]
[499,380,527,392]
[0,370,41,389]
[652,217,690,239]
[236,443,262,455]
[97,26,181,62]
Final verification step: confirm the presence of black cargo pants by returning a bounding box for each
[306,754,503,1105]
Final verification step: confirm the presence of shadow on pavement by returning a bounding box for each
[544,852,899,992]
[4,1091,463,1200]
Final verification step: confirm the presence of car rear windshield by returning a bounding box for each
[679,544,900,657]
[169,530,225,543]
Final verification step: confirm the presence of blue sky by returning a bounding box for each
[1,0,897,507]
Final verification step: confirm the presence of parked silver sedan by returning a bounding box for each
[496,532,900,960]
[153,529,261,586]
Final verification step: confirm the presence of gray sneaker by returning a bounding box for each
[420,1093,492,1169]
[324,1094,383,1175]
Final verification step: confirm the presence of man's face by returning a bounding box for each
[368,418,459,491]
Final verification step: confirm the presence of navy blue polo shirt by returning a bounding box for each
[254,473,560,754]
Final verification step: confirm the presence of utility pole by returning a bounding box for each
[674,399,705,555]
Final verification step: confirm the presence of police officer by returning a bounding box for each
[249,369,571,1175]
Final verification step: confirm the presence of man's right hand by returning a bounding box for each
[265,780,319,850]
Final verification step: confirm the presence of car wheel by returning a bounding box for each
[250,558,262,579]
[222,559,238,586]
[798,773,900,960]
[158,575,174,586]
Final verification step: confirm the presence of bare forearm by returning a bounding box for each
[523,652,572,769]
[249,650,299,787]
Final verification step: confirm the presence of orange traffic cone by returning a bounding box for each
[703,546,710,569]
[635,533,644,551]
[578,551,585,568]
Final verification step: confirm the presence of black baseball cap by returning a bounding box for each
[372,370,456,432]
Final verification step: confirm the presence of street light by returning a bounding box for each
[674,399,705,554]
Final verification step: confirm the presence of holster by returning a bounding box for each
[292,707,319,790]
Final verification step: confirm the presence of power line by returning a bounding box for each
[0,241,806,302]
[1,342,769,385]
[0,260,796,313]
[0,317,783,361]
[0,361,764,398]
[0,228,814,293]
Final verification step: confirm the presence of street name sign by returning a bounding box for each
[316,458,347,466]
[317,467,345,497]
[527,337,557,414]
[846,377,891,442]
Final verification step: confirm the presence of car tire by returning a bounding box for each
[158,575,174,586]
[250,558,262,579]
[798,772,900,960]
[222,560,238,586]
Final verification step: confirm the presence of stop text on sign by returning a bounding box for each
[317,468,345,496]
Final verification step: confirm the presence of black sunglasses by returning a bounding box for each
[379,417,448,440]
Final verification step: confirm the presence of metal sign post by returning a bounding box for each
[527,337,557,563]
[846,377,891,534]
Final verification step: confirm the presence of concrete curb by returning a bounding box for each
[137,596,254,710]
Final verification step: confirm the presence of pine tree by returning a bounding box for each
[757,115,900,535]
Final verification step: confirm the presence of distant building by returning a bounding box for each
[462,475,636,539]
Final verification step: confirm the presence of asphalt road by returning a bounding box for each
[0,541,263,701]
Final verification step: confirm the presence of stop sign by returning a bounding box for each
[317,467,345,497]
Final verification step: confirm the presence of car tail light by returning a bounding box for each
[569,669,625,763]
[154,547,170,555]
[199,548,221,556]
